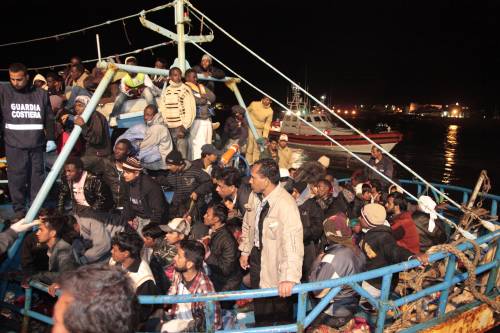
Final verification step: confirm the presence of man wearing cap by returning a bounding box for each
[73,95,112,172]
[260,138,280,164]
[239,158,303,326]
[109,56,157,127]
[359,203,428,297]
[157,150,212,221]
[122,157,167,234]
[192,54,226,91]
[309,213,365,329]
[223,105,248,152]
[192,144,220,175]
[277,134,293,169]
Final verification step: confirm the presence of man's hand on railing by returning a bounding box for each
[48,283,60,297]
[412,253,430,266]
[278,281,295,297]
[240,254,249,270]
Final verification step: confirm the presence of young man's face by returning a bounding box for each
[142,236,155,248]
[185,72,197,83]
[201,58,210,70]
[173,247,189,273]
[70,66,82,81]
[278,140,287,148]
[249,164,267,194]
[203,207,218,227]
[206,153,217,163]
[114,143,129,161]
[317,182,331,198]
[123,169,140,183]
[9,70,29,90]
[36,222,53,244]
[143,107,156,124]
[165,231,184,246]
[262,97,271,107]
[216,180,234,199]
[74,101,85,115]
[111,244,128,263]
[169,70,182,83]
[64,164,83,182]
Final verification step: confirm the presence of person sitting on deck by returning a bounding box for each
[152,57,168,92]
[316,179,349,217]
[58,157,114,216]
[223,105,248,152]
[359,203,429,298]
[386,192,420,254]
[160,217,191,283]
[185,68,216,160]
[98,138,133,211]
[72,95,112,172]
[202,203,242,305]
[413,195,449,252]
[121,157,168,235]
[308,213,366,329]
[260,137,280,164]
[137,104,173,171]
[109,231,159,326]
[51,264,139,333]
[349,183,372,219]
[162,239,221,332]
[109,56,157,127]
[31,215,77,286]
[156,150,212,224]
[191,144,220,176]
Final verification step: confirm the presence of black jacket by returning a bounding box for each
[205,225,242,292]
[156,161,212,218]
[360,226,414,290]
[31,238,78,285]
[0,83,55,148]
[223,116,248,145]
[299,198,324,279]
[412,211,448,252]
[80,111,111,157]
[58,171,114,213]
[123,173,167,224]
[98,157,129,209]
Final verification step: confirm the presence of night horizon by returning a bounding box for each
[0,0,498,113]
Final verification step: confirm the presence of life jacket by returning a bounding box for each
[123,73,146,88]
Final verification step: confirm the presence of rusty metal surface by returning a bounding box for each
[421,299,498,333]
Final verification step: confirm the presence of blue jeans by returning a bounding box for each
[110,87,156,118]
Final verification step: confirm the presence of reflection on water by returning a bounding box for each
[442,124,458,184]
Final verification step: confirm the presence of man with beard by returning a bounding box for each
[99,139,133,211]
[163,240,221,332]
[386,192,420,254]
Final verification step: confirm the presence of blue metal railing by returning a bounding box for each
[10,230,499,333]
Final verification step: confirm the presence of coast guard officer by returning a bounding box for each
[0,63,56,218]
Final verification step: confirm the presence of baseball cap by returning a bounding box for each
[201,144,221,156]
[279,134,288,142]
[159,218,191,236]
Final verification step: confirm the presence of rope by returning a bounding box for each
[185,0,486,222]
[0,2,175,48]
[188,41,475,240]
[0,41,174,72]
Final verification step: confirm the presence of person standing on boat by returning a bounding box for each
[246,96,274,164]
[277,133,293,169]
[0,62,56,219]
[109,56,157,127]
[365,146,394,190]
[192,54,226,91]
[159,67,196,159]
[185,68,216,160]
[239,158,304,326]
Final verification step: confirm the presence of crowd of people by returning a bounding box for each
[0,55,450,333]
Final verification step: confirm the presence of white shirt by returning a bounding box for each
[73,171,90,206]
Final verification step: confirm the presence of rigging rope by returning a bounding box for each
[185,0,487,224]
[0,41,174,72]
[0,1,175,48]
[189,41,475,239]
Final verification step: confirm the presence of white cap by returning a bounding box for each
[279,134,288,142]
[279,168,290,178]
[318,155,330,168]
[159,218,191,236]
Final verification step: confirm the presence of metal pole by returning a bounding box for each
[175,0,186,73]
[438,254,457,316]
[375,273,392,333]
[96,34,101,62]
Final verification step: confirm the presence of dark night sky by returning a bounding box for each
[1,0,499,112]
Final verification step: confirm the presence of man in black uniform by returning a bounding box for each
[0,63,56,218]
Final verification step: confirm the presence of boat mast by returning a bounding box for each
[175,0,186,73]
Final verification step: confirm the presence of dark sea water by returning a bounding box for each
[293,116,500,195]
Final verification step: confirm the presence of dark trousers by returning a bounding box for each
[5,145,45,216]
[249,247,295,326]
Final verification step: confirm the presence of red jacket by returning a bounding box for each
[391,211,420,254]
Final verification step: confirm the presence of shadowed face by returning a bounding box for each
[9,70,29,90]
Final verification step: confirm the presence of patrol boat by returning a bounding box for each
[270,85,403,154]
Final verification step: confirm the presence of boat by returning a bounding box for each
[0,1,498,333]
[270,85,403,154]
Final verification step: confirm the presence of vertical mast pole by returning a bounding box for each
[175,0,186,73]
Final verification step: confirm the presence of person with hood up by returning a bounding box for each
[359,203,428,297]
[137,104,173,171]
[308,213,366,329]
[33,74,48,90]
